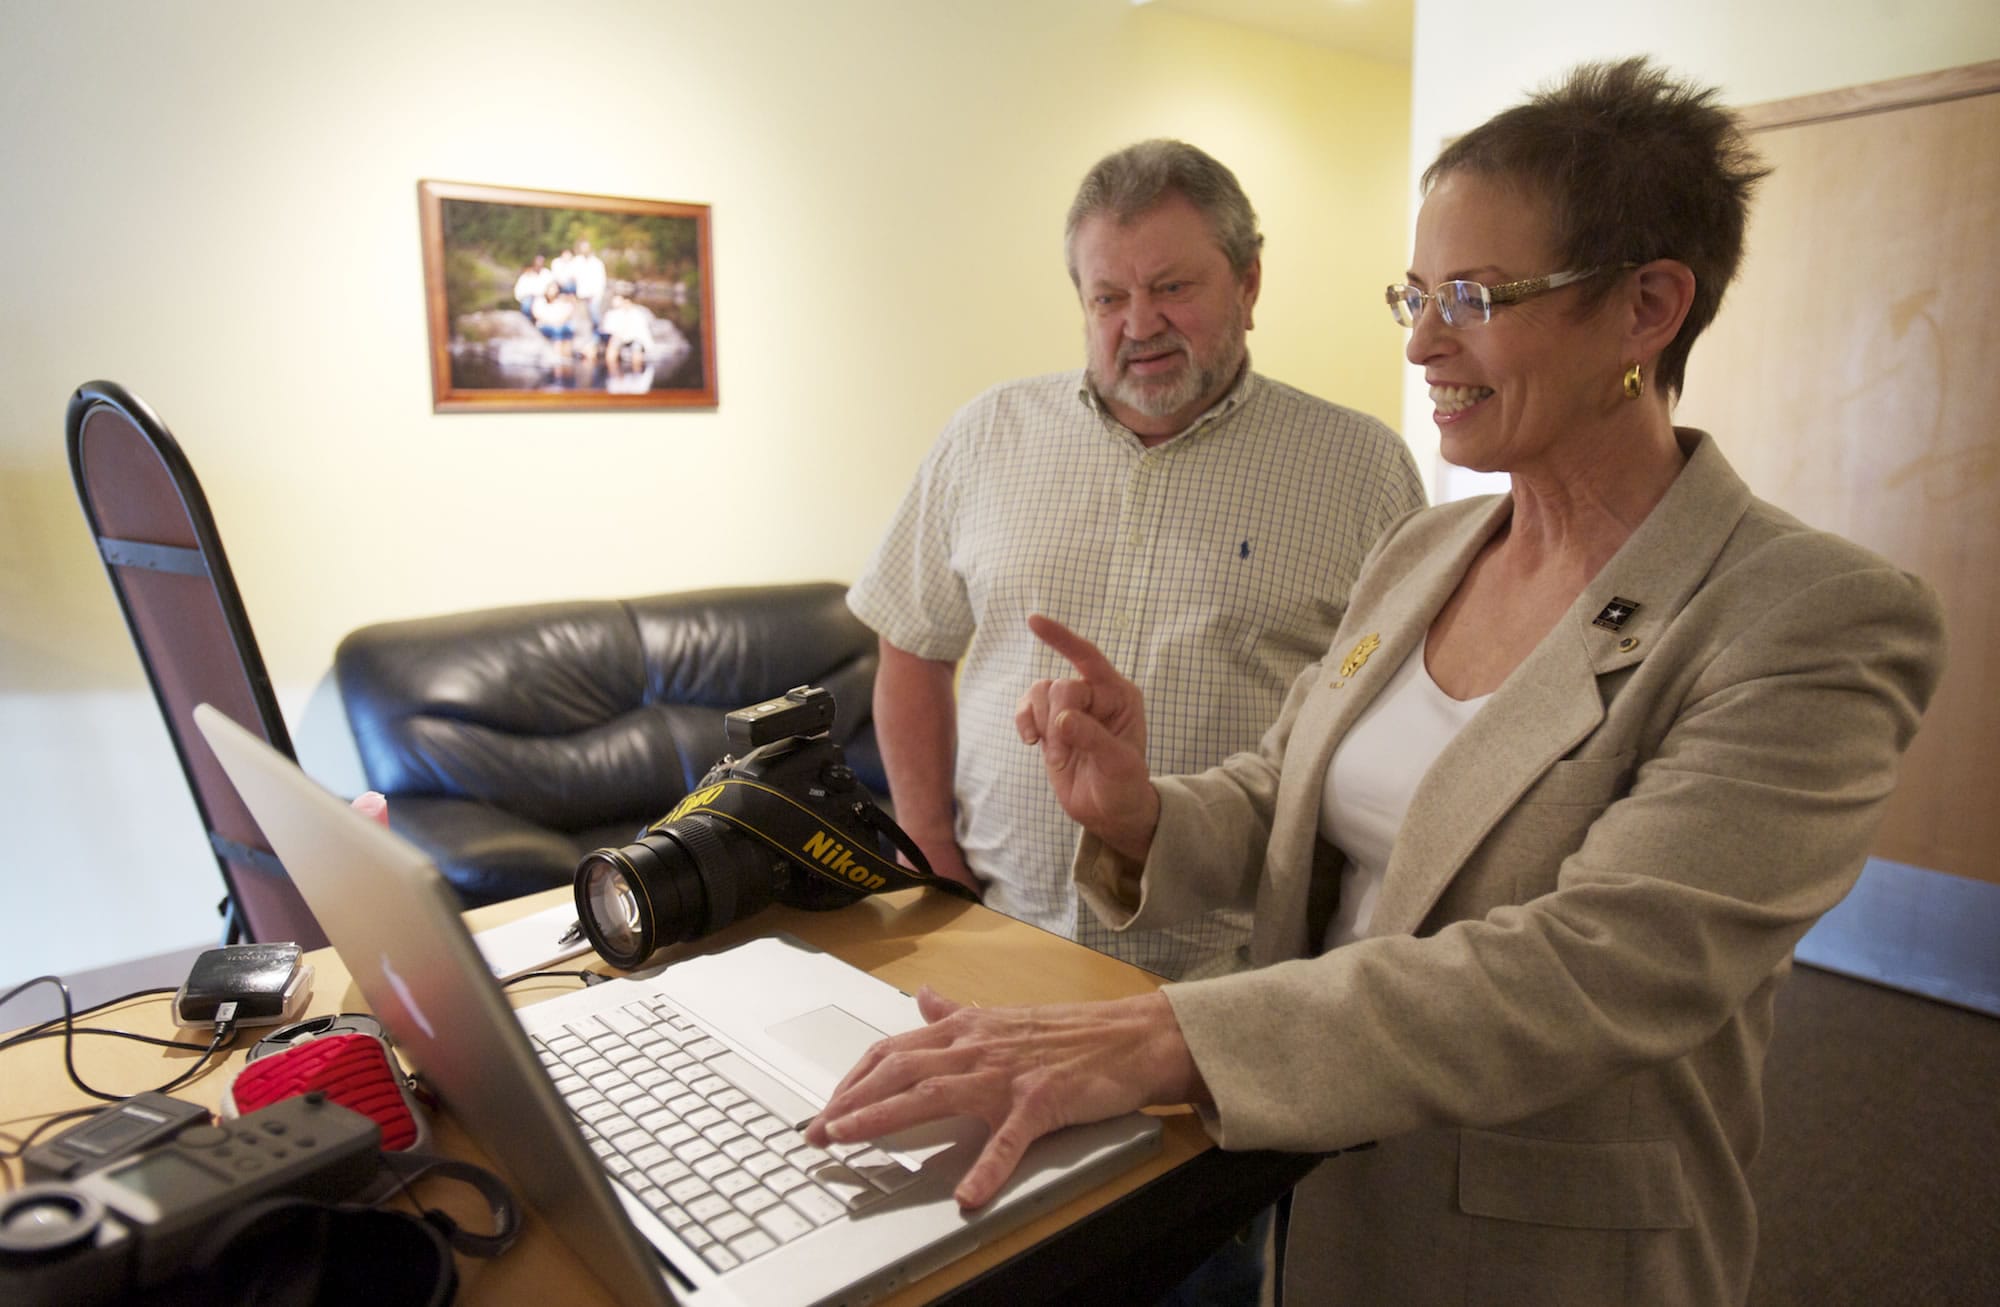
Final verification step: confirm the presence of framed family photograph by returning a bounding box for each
[417,180,717,412]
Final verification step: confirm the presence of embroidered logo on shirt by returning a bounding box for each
[1591,597,1641,631]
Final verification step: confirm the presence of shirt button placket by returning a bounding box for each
[1101,448,1144,669]
[1116,452,1160,668]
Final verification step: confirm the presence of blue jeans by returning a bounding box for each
[1152,1206,1272,1307]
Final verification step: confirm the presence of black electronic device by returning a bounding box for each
[21,1092,211,1181]
[724,682,837,750]
[172,942,313,1030]
[0,1092,381,1307]
[573,685,975,969]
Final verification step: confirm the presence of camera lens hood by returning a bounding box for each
[0,1184,108,1257]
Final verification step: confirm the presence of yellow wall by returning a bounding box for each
[0,0,1412,977]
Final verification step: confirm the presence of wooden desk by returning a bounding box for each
[3,889,1314,1304]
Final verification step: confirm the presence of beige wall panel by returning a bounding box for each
[1678,72,2000,884]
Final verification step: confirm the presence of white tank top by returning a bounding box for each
[1319,643,1490,949]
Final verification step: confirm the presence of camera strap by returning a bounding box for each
[665,778,978,901]
[374,1149,522,1258]
[150,1150,519,1307]
[850,801,980,902]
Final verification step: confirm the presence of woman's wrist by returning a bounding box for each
[1104,782,1161,864]
[1127,990,1205,1105]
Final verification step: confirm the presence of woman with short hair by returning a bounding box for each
[810,59,1946,1305]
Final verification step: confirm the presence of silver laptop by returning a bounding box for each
[194,704,1161,1307]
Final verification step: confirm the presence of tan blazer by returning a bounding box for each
[1077,432,1945,1306]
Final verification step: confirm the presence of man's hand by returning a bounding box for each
[1014,615,1160,862]
[806,987,1201,1209]
[903,835,981,895]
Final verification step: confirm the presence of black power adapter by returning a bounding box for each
[172,943,314,1032]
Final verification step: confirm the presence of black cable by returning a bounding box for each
[0,977,176,1037]
[71,983,178,1016]
[0,1105,102,1168]
[2,971,587,1190]
[501,969,605,988]
[2,1023,218,1189]
[0,974,235,1105]
[147,1023,234,1098]
[364,1145,452,1235]
[0,1025,216,1055]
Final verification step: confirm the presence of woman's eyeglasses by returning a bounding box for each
[1385,265,1624,329]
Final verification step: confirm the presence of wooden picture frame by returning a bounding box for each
[417,180,717,411]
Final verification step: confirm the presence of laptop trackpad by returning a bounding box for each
[766,1005,890,1085]
[766,1005,973,1163]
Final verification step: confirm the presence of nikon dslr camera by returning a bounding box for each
[573,685,972,969]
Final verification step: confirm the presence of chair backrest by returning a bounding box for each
[336,583,884,832]
[66,380,328,948]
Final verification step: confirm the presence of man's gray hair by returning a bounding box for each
[1064,139,1264,285]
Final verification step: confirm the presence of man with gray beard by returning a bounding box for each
[849,143,1420,1301]
[850,140,1423,984]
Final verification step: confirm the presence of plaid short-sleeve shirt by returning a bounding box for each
[848,368,1424,979]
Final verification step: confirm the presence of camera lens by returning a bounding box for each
[573,814,784,969]
[0,1185,105,1255]
[575,852,653,968]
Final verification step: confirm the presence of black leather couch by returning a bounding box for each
[334,583,885,908]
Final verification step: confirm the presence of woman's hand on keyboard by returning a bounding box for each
[804,986,1204,1209]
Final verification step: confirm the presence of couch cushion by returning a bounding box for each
[335,583,884,905]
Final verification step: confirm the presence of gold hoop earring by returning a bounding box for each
[1622,362,1643,401]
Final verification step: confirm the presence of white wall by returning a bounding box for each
[1404,0,2000,498]
[0,0,1412,985]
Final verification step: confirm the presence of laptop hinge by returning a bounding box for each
[99,537,211,576]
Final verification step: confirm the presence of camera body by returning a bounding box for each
[0,1092,381,1307]
[574,686,968,969]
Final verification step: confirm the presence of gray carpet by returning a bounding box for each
[1747,965,2000,1306]
[1278,963,2000,1305]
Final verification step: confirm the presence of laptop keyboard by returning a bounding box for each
[532,993,923,1273]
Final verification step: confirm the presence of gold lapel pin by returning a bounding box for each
[1332,633,1381,688]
